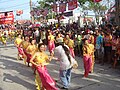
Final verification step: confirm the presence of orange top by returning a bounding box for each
[104,35,112,46]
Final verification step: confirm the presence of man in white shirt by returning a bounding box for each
[34,28,40,44]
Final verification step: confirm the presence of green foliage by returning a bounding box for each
[88,1,107,15]
[37,0,53,9]
[78,0,93,6]
[47,12,56,19]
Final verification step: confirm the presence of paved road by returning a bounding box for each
[0,43,120,90]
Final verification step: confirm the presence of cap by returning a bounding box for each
[95,27,98,29]
[57,39,63,43]
[90,30,93,34]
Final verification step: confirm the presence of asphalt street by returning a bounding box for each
[0,43,120,90]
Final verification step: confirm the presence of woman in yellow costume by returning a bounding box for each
[14,34,23,60]
[26,39,38,67]
[64,34,75,58]
[82,38,94,77]
[1,31,7,46]
[48,31,55,56]
[21,36,30,65]
[0,30,2,43]
[11,30,15,40]
[30,43,58,90]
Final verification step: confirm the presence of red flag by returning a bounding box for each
[59,3,66,12]
[16,10,23,16]
[52,4,57,12]
[68,0,78,10]
[92,0,102,2]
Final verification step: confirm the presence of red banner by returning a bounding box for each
[0,11,14,24]
[59,3,66,12]
[68,0,78,10]
[52,4,57,12]
[92,0,102,2]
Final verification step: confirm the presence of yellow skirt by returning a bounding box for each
[0,37,2,42]
[35,71,42,90]
[1,37,7,44]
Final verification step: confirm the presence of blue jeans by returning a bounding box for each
[59,68,72,88]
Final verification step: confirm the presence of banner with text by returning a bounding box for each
[0,11,14,24]
[59,3,66,12]
[68,0,78,10]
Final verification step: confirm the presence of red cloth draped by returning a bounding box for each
[48,41,55,54]
[37,66,58,90]
[26,53,32,63]
[17,47,24,56]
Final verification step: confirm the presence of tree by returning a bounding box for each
[35,0,56,21]
[84,1,107,25]
[37,0,54,9]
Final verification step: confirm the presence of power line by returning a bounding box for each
[11,6,30,11]
[3,2,29,9]
[0,0,14,3]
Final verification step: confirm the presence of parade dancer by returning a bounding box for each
[64,34,75,58]
[1,31,7,46]
[30,43,58,90]
[21,36,30,65]
[82,39,94,77]
[14,34,24,60]
[48,30,55,56]
[26,39,38,70]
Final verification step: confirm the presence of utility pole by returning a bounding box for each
[115,0,120,28]
[30,0,34,23]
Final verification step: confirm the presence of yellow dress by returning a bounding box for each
[27,45,38,55]
[21,41,30,50]
[89,44,95,72]
[0,33,2,42]
[35,52,49,65]
[1,34,7,44]
[68,39,74,48]
[34,52,49,90]
[64,38,74,48]
[83,44,94,56]
[48,35,54,41]
[14,38,23,47]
